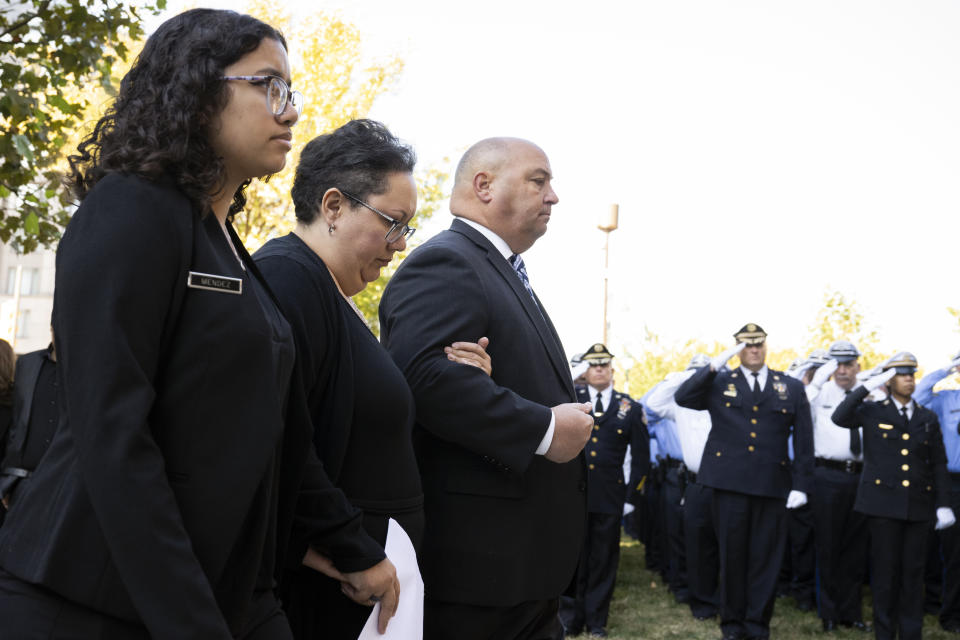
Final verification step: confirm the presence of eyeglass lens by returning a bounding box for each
[267,77,303,116]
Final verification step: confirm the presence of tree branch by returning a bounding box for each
[1,0,52,39]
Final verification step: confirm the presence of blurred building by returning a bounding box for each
[0,243,55,353]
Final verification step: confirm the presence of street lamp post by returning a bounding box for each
[598,204,619,344]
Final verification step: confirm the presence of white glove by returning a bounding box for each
[786,490,808,509]
[856,364,882,383]
[570,360,589,381]
[863,368,896,392]
[711,343,746,372]
[950,354,960,371]
[810,359,839,389]
[936,507,956,530]
[787,362,814,380]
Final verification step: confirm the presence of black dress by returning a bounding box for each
[255,233,424,639]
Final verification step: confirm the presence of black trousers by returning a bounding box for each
[662,465,688,601]
[683,481,719,618]
[0,570,291,639]
[811,465,867,623]
[712,489,787,640]
[425,596,562,640]
[868,516,929,640]
[940,477,960,628]
[785,502,815,607]
[559,512,621,632]
[644,477,663,573]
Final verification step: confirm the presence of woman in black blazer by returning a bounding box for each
[833,352,955,640]
[0,10,396,639]
[255,119,492,638]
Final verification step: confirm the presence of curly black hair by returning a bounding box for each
[291,119,417,224]
[67,9,286,217]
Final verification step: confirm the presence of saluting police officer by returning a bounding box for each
[915,350,960,633]
[833,352,957,640]
[803,341,871,632]
[560,344,649,638]
[675,324,814,640]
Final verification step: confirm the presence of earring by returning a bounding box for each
[328,225,335,234]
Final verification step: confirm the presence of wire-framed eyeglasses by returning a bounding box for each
[221,75,304,117]
[340,190,416,244]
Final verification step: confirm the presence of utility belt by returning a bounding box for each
[683,469,698,484]
[815,457,863,474]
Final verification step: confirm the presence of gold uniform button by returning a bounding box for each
[902,433,910,440]
[902,464,909,471]
[902,480,910,487]
[590,451,597,457]
[592,437,598,443]
[875,479,882,485]
[750,432,757,438]
[594,425,600,431]
[753,406,759,412]
[901,449,909,456]
[726,402,731,407]
[781,408,787,414]
[716,452,722,457]
[750,418,757,425]
[883,434,888,439]
[617,429,623,434]
[748,445,755,452]
[589,463,595,470]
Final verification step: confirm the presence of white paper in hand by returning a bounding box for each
[357,518,424,640]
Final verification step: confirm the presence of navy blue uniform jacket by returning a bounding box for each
[674,366,813,498]
[578,387,649,515]
[832,386,949,521]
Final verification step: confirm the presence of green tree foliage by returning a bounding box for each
[1,0,164,252]
[805,288,886,369]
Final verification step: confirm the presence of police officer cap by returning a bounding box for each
[882,351,918,375]
[786,357,805,374]
[828,340,861,363]
[582,343,614,365]
[687,353,711,369]
[734,323,766,345]
[806,349,830,367]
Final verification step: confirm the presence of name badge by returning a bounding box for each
[187,271,242,295]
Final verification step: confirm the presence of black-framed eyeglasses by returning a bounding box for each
[221,75,304,117]
[340,190,416,243]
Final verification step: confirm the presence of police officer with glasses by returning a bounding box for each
[803,341,871,632]
[833,352,956,640]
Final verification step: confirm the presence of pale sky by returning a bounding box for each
[159,1,960,370]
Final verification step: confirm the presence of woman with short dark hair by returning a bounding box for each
[0,10,392,639]
[255,119,492,638]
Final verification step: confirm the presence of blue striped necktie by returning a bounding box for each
[509,253,537,303]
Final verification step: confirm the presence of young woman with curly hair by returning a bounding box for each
[0,9,399,639]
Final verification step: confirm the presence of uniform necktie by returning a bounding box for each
[846,390,862,456]
[595,394,604,415]
[901,405,909,422]
[509,254,537,303]
[751,372,760,395]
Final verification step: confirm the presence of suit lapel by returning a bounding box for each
[451,220,575,399]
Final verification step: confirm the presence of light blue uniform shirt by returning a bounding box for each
[642,390,684,461]
[915,368,960,473]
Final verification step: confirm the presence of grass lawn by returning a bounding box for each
[565,536,957,639]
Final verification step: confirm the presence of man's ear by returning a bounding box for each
[474,171,494,204]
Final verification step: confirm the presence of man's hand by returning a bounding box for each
[445,336,492,376]
[810,359,839,389]
[786,490,808,509]
[546,403,593,463]
[863,368,896,392]
[302,551,400,634]
[710,343,746,372]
